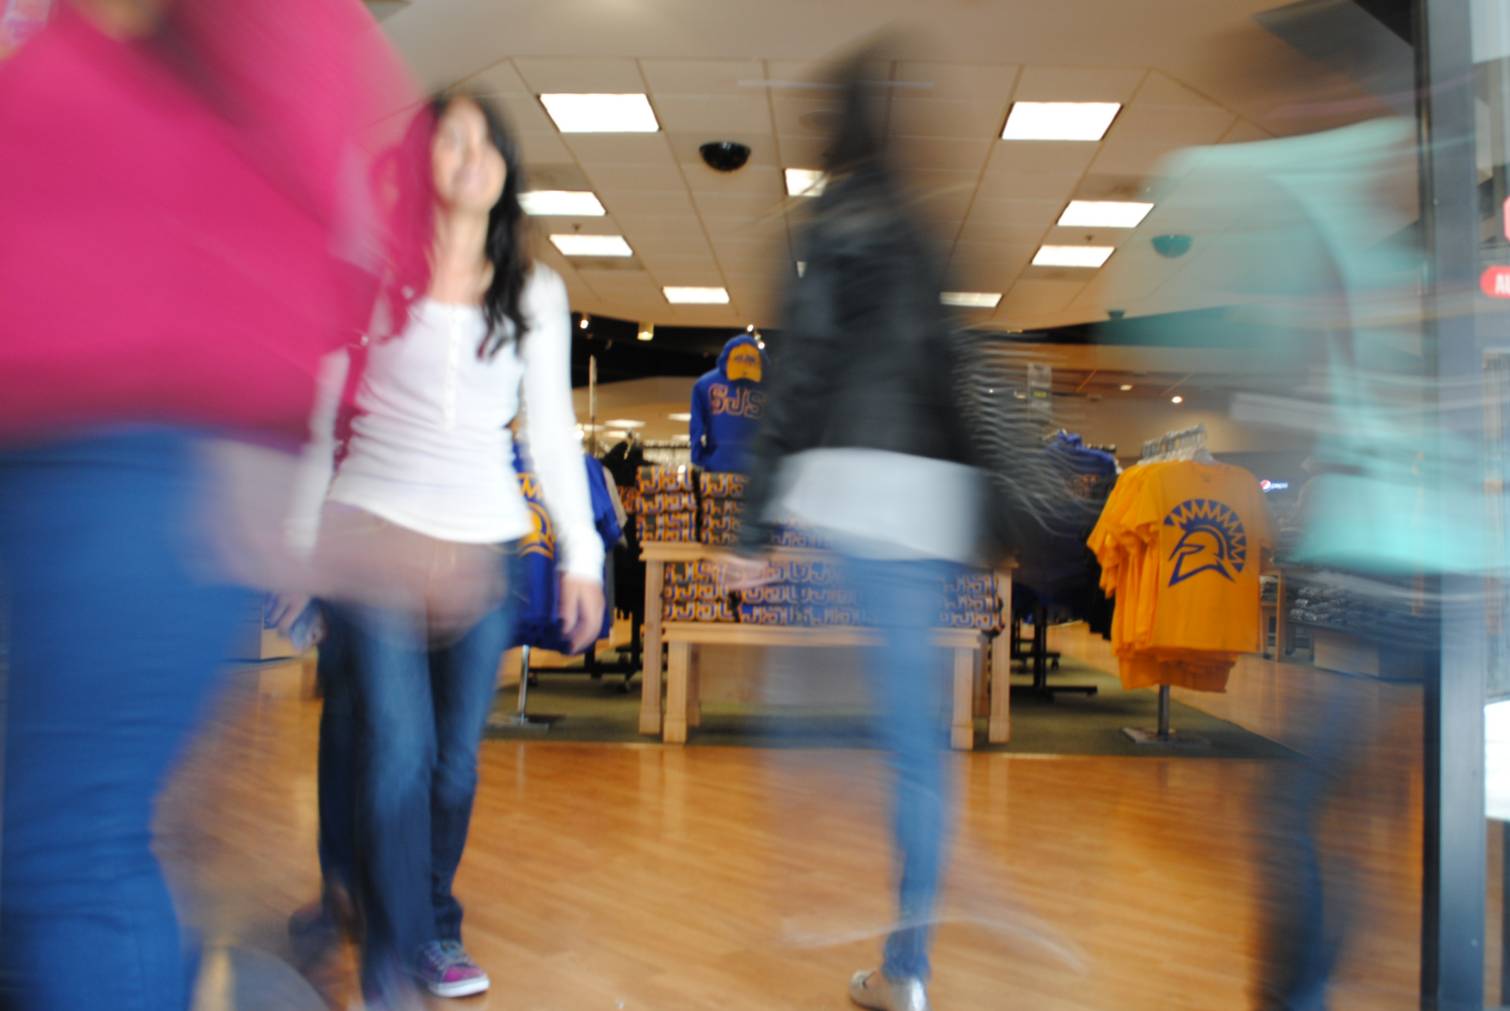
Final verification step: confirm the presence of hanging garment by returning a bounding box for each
[1014,431,1118,636]
[512,446,621,653]
[690,335,768,474]
[1091,459,1273,691]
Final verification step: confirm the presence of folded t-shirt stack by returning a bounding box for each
[661,559,738,622]
[637,466,698,543]
[698,471,745,547]
[943,571,1001,631]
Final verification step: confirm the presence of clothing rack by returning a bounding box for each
[1139,423,1207,463]
[1122,423,1212,747]
[1009,602,1099,699]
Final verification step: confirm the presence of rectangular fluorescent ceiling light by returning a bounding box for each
[940,291,1002,309]
[550,233,632,257]
[667,412,692,422]
[663,286,729,304]
[1057,200,1153,229]
[1033,244,1115,269]
[603,419,644,429]
[1002,102,1121,142]
[539,93,660,134]
[520,190,606,216]
[785,168,827,197]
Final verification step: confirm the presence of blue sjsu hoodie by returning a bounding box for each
[512,444,621,654]
[690,335,767,474]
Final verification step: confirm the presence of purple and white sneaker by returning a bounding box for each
[414,940,490,998]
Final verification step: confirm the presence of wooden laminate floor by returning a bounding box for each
[160,625,1471,1010]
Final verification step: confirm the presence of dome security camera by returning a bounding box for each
[1152,234,1193,259]
[700,141,752,173]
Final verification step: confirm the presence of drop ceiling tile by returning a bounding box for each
[647,261,727,287]
[1221,119,1273,145]
[967,196,1066,227]
[596,188,694,215]
[640,59,766,95]
[895,62,1020,101]
[637,249,721,274]
[516,133,575,167]
[986,142,1100,177]
[764,60,836,88]
[1005,278,1088,312]
[545,220,630,242]
[889,98,1010,140]
[1089,139,1208,179]
[1132,72,1216,109]
[568,135,678,169]
[1012,66,1148,104]
[914,187,976,223]
[895,136,993,173]
[577,269,663,296]
[512,58,646,94]
[492,93,558,135]
[622,226,713,256]
[582,162,684,194]
[654,94,774,134]
[1046,226,1134,248]
[956,216,1052,247]
[460,60,530,96]
[770,96,846,139]
[908,169,982,201]
[976,167,1082,203]
[775,133,827,169]
[946,252,1028,293]
[691,186,785,220]
[1104,104,1235,147]
[680,160,783,195]
[951,239,1037,277]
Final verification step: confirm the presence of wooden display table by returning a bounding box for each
[638,542,1012,749]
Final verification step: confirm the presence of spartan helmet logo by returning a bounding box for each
[516,472,556,559]
[1165,499,1248,587]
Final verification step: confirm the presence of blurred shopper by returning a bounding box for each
[290,93,604,1009]
[729,51,982,1011]
[0,0,409,1008]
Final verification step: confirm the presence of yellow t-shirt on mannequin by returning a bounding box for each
[1119,461,1273,654]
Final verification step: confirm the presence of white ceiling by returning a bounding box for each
[371,0,1395,331]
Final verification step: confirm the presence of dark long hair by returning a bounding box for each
[383,90,532,357]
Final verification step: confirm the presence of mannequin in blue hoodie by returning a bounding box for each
[690,334,767,474]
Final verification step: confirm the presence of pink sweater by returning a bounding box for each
[0,2,413,442]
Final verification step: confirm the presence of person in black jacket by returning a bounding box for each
[726,45,982,1011]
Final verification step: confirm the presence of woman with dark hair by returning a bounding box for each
[293,91,603,1008]
[727,48,981,1011]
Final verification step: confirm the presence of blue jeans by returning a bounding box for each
[841,555,957,983]
[1253,693,1359,1011]
[329,549,520,998]
[0,430,244,1011]
[313,607,357,907]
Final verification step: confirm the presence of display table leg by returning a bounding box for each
[989,632,1011,744]
[664,640,691,744]
[638,559,665,736]
[687,644,702,728]
[951,646,976,751]
[973,638,989,718]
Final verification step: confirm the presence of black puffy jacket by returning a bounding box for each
[736,169,973,554]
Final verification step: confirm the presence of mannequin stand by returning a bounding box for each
[1123,685,1208,748]
[490,645,555,733]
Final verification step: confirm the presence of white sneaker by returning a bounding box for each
[850,969,930,1011]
